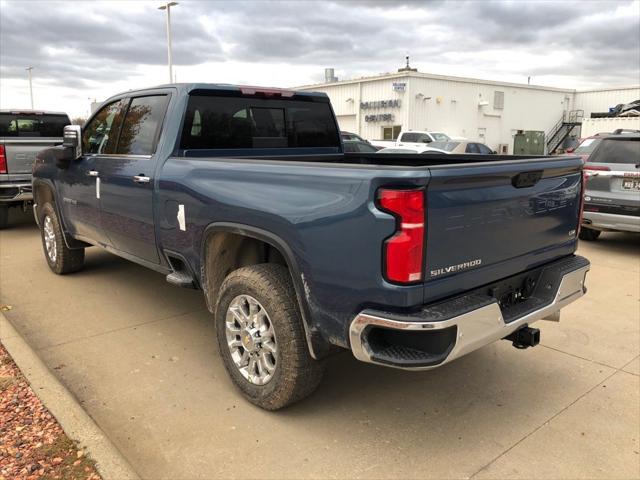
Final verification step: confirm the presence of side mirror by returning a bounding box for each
[492,150,497,154]
[63,125,82,160]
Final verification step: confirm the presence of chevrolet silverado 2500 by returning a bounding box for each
[33,84,590,410]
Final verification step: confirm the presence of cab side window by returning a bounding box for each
[82,100,125,154]
[116,95,169,156]
[477,143,494,154]
[465,143,480,154]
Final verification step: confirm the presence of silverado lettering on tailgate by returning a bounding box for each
[430,259,483,278]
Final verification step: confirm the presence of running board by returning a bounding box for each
[164,251,198,289]
[166,271,197,289]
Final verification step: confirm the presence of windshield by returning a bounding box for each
[574,138,601,156]
[431,132,450,142]
[429,141,459,152]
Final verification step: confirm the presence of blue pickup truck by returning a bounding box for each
[33,84,590,409]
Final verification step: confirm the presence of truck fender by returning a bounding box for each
[199,222,334,360]
[32,179,86,250]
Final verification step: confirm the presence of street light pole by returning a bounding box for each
[26,66,34,109]
[158,2,178,83]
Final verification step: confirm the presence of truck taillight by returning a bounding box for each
[0,145,6,174]
[377,188,425,284]
[578,168,588,235]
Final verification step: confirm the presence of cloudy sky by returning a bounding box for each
[1,0,638,118]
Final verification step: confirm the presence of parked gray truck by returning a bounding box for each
[33,84,590,409]
[0,110,70,228]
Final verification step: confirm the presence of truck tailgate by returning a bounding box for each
[424,156,582,302]
[2,138,63,174]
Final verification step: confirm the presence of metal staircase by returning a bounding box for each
[546,110,583,154]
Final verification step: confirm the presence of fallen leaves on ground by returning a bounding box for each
[0,343,102,480]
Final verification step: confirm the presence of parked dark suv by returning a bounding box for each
[581,132,640,240]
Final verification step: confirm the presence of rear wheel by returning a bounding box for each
[0,205,8,229]
[215,263,324,410]
[39,203,85,274]
[579,227,601,241]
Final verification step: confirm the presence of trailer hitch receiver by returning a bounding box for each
[504,326,540,349]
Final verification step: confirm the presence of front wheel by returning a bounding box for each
[39,203,85,274]
[579,227,601,241]
[215,264,324,410]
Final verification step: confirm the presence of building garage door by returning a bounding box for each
[336,114,357,133]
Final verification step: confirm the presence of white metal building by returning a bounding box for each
[296,69,639,154]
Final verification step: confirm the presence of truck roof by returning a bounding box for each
[102,83,329,103]
[0,109,69,115]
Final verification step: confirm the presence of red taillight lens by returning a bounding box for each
[584,165,610,171]
[578,171,586,235]
[378,188,425,284]
[0,145,7,174]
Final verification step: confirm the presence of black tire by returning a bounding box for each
[215,263,324,410]
[579,227,601,241]
[0,205,8,229]
[39,203,85,274]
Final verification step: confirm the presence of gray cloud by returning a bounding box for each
[0,0,224,86]
[0,0,638,90]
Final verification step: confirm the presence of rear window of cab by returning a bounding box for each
[0,113,70,137]
[180,94,340,151]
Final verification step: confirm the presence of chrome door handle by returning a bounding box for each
[133,175,150,184]
[88,170,99,177]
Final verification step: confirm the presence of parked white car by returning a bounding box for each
[426,140,496,154]
[376,145,449,154]
[370,130,451,149]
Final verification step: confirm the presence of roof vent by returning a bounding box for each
[324,68,338,83]
[398,56,418,73]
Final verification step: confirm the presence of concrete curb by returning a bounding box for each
[0,312,140,480]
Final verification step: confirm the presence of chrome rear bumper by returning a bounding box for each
[349,255,590,370]
[583,211,640,233]
[0,182,33,203]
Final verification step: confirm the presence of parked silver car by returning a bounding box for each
[580,132,640,240]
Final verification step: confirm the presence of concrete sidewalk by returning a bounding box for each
[0,313,139,480]
[1,209,638,479]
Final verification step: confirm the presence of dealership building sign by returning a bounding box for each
[365,113,394,122]
[360,99,401,109]
[361,98,400,122]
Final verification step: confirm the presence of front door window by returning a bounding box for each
[82,100,126,155]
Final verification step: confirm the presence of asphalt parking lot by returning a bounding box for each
[1,208,638,480]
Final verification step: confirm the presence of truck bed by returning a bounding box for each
[183,149,561,166]
[160,151,583,346]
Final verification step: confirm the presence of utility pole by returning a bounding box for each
[158,2,178,83]
[26,66,34,109]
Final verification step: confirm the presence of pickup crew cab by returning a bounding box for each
[0,110,70,228]
[33,84,590,410]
